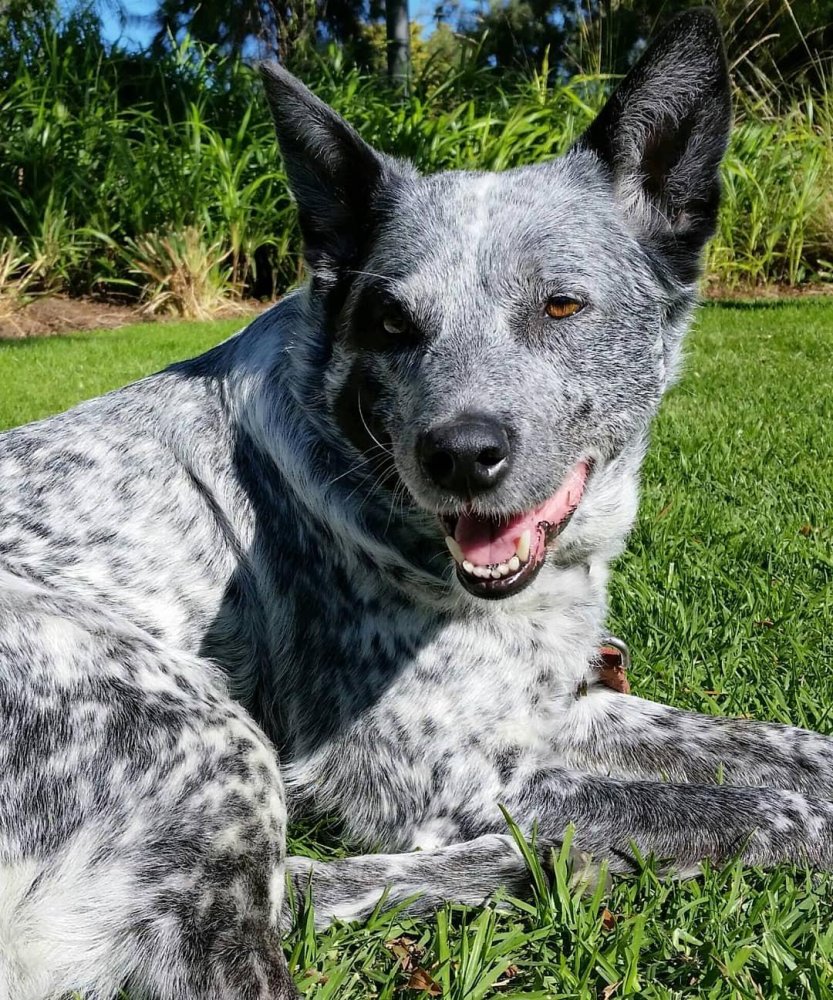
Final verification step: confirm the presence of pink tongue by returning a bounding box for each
[453,461,589,566]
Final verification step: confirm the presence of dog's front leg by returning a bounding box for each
[285,834,540,928]
[286,769,833,930]
[491,765,833,875]
[555,687,833,797]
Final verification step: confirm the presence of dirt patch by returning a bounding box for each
[0,295,272,339]
[702,281,833,301]
[0,296,148,338]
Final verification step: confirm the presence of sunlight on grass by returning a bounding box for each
[0,317,243,431]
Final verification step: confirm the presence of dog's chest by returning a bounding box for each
[279,566,601,844]
[389,611,593,748]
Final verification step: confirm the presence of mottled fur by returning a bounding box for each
[3,12,833,999]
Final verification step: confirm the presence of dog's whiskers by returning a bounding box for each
[324,444,391,489]
[346,269,396,285]
[385,479,412,534]
[343,456,398,509]
[357,392,393,458]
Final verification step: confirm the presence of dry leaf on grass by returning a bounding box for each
[385,935,424,973]
[406,968,442,995]
[493,964,520,987]
[386,937,442,995]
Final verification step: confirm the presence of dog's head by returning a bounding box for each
[261,11,730,600]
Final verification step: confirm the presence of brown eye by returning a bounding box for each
[545,296,583,319]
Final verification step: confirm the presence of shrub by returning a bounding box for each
[0,10,830,317]
[0,237,46,332]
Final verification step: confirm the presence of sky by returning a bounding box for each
[95,0,156,48]
[83,1,444,51]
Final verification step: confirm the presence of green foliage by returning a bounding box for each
[0,10,288,308]
[2,300,833,997]
[107,0,833,90]
[434,0,833,85]
[0,9,831,317]
[0,236,45,332]
[713,88,833,287]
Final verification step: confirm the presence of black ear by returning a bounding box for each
[260,64,401,287]
[577,9,731,284]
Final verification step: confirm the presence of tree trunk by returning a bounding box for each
[385,0,410,88]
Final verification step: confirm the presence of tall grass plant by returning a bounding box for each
[1,11,831,317]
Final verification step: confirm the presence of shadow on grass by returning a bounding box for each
[0,332,110,349]
[703,295,833,312]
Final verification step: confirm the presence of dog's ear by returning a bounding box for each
[260,63,400,287]
[576,9,731,285]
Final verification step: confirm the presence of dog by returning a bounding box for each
[3,10,833,998]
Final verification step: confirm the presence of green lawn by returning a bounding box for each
[2,302,833,997]
[0,319,244,432]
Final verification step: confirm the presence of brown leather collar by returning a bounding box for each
[576,637,631,698]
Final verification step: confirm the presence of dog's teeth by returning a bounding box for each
[516,530,531,563]
[462,560,519,582]
[445,537,464,564]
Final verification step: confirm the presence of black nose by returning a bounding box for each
[418,413,511,496]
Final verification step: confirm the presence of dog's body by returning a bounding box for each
[3,12,833,999]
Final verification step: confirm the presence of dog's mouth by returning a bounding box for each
[440,460,592,600]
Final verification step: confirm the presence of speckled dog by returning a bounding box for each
[3,11,833,999]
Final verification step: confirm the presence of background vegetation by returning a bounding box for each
[2,0,832,324]
[2,1,832,324]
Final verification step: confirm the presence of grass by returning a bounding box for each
[2,300,833,996]
[0,318,242,431]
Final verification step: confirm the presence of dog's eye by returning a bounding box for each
[382,305,411,337]
[545,296,584,320]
